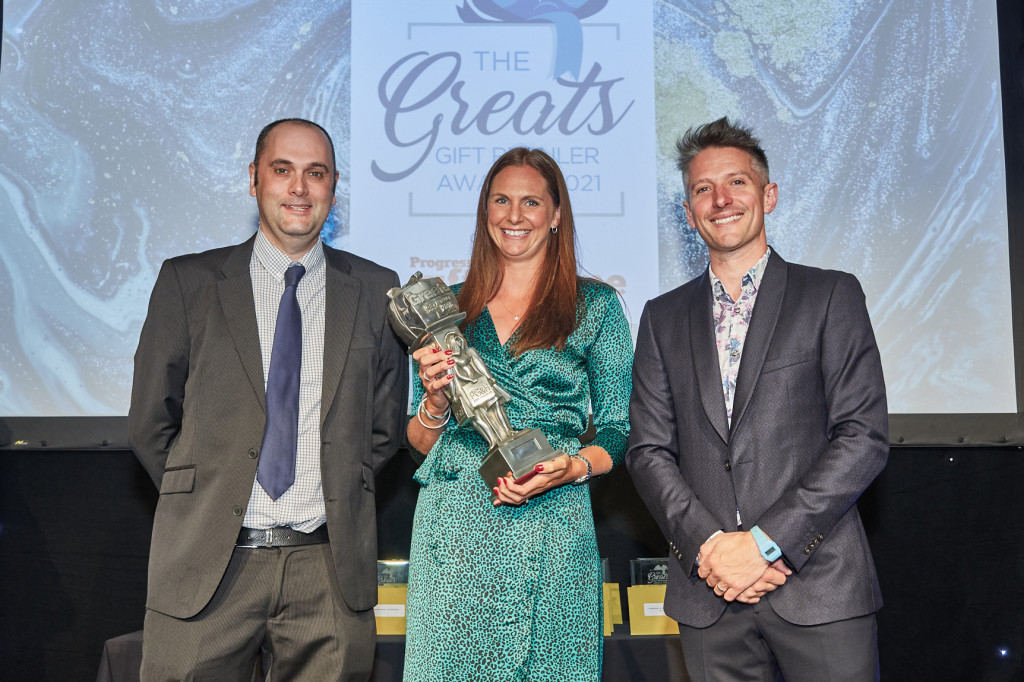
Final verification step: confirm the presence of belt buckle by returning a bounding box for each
[265,529,274,546]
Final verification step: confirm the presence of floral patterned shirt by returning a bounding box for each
[710,248,771,427]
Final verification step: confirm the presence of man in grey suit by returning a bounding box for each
[129,118,408,681]
[626,117,888,681]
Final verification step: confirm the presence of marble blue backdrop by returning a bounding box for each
[0,0,1012,415]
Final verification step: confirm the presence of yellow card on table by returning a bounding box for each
[601,582,624,636]
[374,584,408,635]
[627,584,679,635]
[602,583,615,635]
[610,583,623,624]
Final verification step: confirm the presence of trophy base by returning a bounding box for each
[479,429,562,497]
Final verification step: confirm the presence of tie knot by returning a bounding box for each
[284,264,306,288]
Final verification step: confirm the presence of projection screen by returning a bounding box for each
[0,0,1016,434]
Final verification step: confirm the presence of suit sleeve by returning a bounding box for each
[128,260,190,489]
[756,273,888,571]
[626,302,720,569]
[370,271,410,473]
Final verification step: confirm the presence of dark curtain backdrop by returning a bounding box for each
[2,446,1022,681]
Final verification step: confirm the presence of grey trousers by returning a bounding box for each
[678,600,878,682]
[141,543,375,682]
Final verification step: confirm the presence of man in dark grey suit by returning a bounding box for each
[129,118,408,681]
[626,117,888,681]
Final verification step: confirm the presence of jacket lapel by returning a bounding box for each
[218,235,266,408]
[689,271,730,444]
[730,252,787,434]
[321,246,359,425]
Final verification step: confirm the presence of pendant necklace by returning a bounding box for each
[495,295,525,322]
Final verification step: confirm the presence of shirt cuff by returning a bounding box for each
[695,529,724,565]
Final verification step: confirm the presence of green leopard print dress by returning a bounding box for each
[403,280,632,681]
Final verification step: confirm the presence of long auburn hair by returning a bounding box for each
[458,147,581,355]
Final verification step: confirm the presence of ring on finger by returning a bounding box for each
[714,583,726,593]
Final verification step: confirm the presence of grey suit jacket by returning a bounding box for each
[129,235,408,619]
[626,251,887,628]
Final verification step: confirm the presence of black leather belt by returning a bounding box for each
[236,525,329,548]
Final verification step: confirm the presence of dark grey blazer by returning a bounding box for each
[626,251,888,628]
[129,234,408,619]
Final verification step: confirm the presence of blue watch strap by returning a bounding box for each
[750,525,782,562]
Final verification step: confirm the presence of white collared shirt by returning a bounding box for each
[243,230,327,532]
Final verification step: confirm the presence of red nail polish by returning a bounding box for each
[535,465,544,472]
[493,488,499,496]
[447,358,455,365]
[445,349,453,355]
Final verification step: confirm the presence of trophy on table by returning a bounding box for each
[386,272,562,490]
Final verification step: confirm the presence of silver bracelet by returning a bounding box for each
[569,452,592,484]
[416,396,451,430]
[419,395,449,420]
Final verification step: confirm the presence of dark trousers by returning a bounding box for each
[678,600,878,682]
[141,543,375,682]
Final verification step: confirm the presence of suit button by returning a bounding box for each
[724,461,731,471]
[232,506,243,516]
[818,534,824,540]
[804,548,811,555]
[247,448,258,459]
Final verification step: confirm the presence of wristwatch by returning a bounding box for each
[569,453,592,484]
[750,525,782,562]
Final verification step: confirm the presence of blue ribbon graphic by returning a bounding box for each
[457,0,608,80]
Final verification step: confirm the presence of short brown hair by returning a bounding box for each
[675,117,769,198]
[252,118,336,186]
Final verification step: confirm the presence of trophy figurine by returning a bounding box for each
[386,272,562,490]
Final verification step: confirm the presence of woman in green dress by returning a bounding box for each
[403,148,632,681]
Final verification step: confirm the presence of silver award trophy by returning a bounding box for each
[386,272,562,490]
